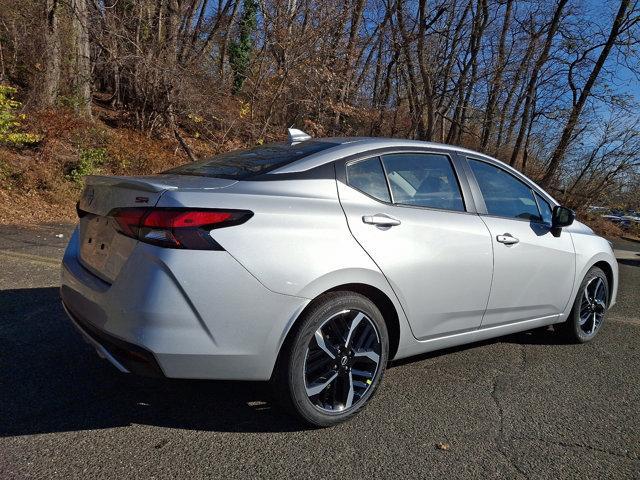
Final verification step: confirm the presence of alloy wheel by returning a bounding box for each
[578,276,607,335]
[303,309,382,413]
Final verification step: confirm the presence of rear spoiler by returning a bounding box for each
[85,175,179,193]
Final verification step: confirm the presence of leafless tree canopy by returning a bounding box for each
[0,0,638,209]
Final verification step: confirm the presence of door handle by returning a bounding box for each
[496,233,519,245]
[362,213,401,227]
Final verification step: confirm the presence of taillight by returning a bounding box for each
[110,208,253,250]
[112,208,147,238]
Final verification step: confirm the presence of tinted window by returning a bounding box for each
[347,158,391,202]
[468,159,541,221]
[535,192,553,224]
[381,153,465,211]
[166,140,339,179]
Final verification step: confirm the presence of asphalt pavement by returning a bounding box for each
[1,224,639,479]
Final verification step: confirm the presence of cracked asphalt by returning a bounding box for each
[1,224,639,479]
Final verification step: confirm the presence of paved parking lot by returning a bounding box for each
[1,224,639,479]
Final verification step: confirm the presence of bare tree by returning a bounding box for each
[509,0,569,166]
[542,0,636,186]
[480,0,513,149]
[73,0,92,118]
[41,0,61,107]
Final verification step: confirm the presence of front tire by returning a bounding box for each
[557,266,609,343]
[274,292,389,427]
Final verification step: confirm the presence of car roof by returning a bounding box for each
[269,137,496,174]
[269,136,559,206]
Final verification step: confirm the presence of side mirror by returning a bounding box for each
[552,205,575,229]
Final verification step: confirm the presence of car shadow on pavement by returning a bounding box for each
[0,287,572,438]
[389,327,563,369]
[0,287,308,437]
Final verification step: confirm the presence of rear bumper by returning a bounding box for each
[61,227,309,380]
[62,300,164,377]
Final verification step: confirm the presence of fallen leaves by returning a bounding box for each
[435,442,451,451]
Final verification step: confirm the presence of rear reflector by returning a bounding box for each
[109,208,252,250]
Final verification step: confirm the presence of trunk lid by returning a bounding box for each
[78,174,237,215]
[76,174,236,283]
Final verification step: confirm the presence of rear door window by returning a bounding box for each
[346,157,391,202]
[381,153,465,212]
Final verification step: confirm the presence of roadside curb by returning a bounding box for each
[621,235,640,244]
[615,250,639,260]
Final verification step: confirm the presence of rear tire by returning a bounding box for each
[557,266,609,343]
[273,292,389,427]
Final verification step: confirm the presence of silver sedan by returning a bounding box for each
[61,130,618,426]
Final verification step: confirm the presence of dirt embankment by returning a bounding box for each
[0,108,219,225]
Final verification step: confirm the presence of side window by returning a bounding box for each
[346,157,391,202]
[535,192,553,224]
[381,153,465,212]
[468,159,542,221]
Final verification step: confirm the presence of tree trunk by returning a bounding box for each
[480,0,512,149]
[219,0,241,82]
[493,33,536,156]
[415,0,440,141]
[73,0,92,118]
[41,0,61,107]
[446,0,488,144]
[541,0,631,187]
[0,36,6,81]
[454,0,488,144]
[332,0,366,131]
[434,1,472,141]
[395,1,423,139]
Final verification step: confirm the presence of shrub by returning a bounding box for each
[0,160,25,189]
[58,94,86,111]
[0,85,40,147]
[65,147,108,184]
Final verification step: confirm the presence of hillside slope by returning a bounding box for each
[0,108,226,225]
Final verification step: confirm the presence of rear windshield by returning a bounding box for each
[165,140,339,179]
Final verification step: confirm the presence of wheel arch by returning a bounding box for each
[274,282,402,375]
[592,260,615,304]
[567,233,619,315]
[563,254,618,320]
[325,283,401,360]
